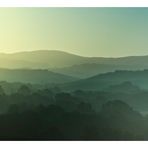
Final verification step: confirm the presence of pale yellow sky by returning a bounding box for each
[0,8,147,57]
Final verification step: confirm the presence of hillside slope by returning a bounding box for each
[1,50,148,70]
[61,70,148,91]
[0,69,78,84]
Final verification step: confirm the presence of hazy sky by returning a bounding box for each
[0,8,148,57]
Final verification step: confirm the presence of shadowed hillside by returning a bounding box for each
[0,69,78,84]
[1,50,148,75]
[61,70,148,91]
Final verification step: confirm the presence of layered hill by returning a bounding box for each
[1,50,148,79]
[0,50,87,69]
[0,50,148,69]
[61,70,148,91]
[0,69,78,84]
[51,63,136,78]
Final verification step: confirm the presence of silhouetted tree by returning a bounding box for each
[77,102,93,113]
[55,92,79,112]
[0,85,5,96]
[17,85,31,95]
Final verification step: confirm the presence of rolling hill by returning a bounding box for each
[0,69,78,84]
[0,50,148,69]
[51,63,136,78]
[1,50,148,79]
[61,70,148,91]
[50,54,148,78]
[0,50,87,69]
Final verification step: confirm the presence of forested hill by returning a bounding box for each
[0,68,78,84]
[61,70,148,91]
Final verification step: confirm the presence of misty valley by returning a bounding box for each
[0,50,148,140]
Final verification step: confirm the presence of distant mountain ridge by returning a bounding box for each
[1,50,148,78]
[0,50,87,69]
[0,50,148,67]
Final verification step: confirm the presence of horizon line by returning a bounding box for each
[0,49,148,59]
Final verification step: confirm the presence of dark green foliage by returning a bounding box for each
[17,85,31,95]
[0,100,145,140]
[0,82,147,140]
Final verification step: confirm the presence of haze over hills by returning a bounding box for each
[51,63,138,78]
[0,50,87,69]
[0,68,78,84]
[0,50,147,68]
[61,70,148,91]
[1,50,148,78]
[51,53,148,78]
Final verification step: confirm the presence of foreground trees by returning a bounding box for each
[0,84,146,140]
